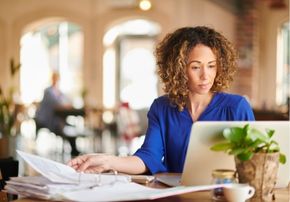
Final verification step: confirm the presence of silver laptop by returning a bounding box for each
[157,121,290,188]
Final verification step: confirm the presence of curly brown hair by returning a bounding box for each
[156,26,237,111]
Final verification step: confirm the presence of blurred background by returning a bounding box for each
[0,0,289,175]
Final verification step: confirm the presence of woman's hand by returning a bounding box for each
[67,153,115,173]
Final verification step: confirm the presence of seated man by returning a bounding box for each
[35,72,80,156]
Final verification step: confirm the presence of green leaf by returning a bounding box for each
[247,128,268,142]
[223,127,244,143]
[268,140,280,152]
[248,139,263,148]
[266,129,275,138]
[243,124,250,135]
[210,142,232,151]
[210,124,286,165]
[230,148,247,156]
[279,153,286,164]
[237,151,254,161]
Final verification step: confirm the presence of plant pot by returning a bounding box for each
[235,153,279,201]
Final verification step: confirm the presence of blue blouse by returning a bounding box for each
[134,92,255,174]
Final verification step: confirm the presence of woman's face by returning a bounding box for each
[186,44,217,95]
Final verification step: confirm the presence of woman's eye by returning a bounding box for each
[208,65,216,69]
[191,66,200,70]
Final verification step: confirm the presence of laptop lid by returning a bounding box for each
[181,121,290,188]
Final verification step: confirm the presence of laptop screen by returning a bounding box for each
[181,121,290,188]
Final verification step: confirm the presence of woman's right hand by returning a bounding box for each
[67,153,115,173]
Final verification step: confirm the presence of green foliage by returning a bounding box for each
[0,58,21,137]
[10,58,21,76]
[210,124,286,164]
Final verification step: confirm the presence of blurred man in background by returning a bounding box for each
[35,72,80,156]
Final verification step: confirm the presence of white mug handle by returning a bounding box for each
[247,186,255,199]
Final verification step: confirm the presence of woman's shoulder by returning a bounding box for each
[212,92,254,120]
[216,92,245,100]
[150,95,175,110]
[152,95,169,104]
[214,92,249,107]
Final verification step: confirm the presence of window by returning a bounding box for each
[103,19,160,109]
[20,21,84,107]
[276,21,290,109]
[118,36,157,109]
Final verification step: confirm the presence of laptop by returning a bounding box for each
[157,121,290,188]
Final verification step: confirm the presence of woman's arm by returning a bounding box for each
[67,154,147,174]
[68,97,166,175]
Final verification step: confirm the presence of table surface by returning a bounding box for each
[5,173,290,202]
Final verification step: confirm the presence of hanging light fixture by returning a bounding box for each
[139,0,152,11]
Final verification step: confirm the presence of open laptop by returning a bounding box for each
[157,121,290,188]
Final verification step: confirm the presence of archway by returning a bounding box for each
[20,19,84,107]
[103,19,161,110]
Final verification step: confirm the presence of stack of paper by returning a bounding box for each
[5,150,223,201]
[5,175,98,200]
[5,150,130,200]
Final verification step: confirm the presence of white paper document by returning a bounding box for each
[62,182,222,202]
[7,150,224,201]
[17,150,76,183]
[16,150,129,185]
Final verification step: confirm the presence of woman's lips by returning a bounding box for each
[199,83,210,89]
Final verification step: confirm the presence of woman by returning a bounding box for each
[68,26,255,174]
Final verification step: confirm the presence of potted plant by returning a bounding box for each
[210,124,286,201]
[0,59,21,158]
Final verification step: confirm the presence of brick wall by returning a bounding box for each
[231,0,257,102]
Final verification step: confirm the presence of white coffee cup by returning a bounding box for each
[223,183,255,202]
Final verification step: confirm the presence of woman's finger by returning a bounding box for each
[76,156,97,172]
[67,155,89,168]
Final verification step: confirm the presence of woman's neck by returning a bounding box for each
[187,92,214,121]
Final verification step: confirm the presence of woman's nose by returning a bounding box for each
[200,67,209,80]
